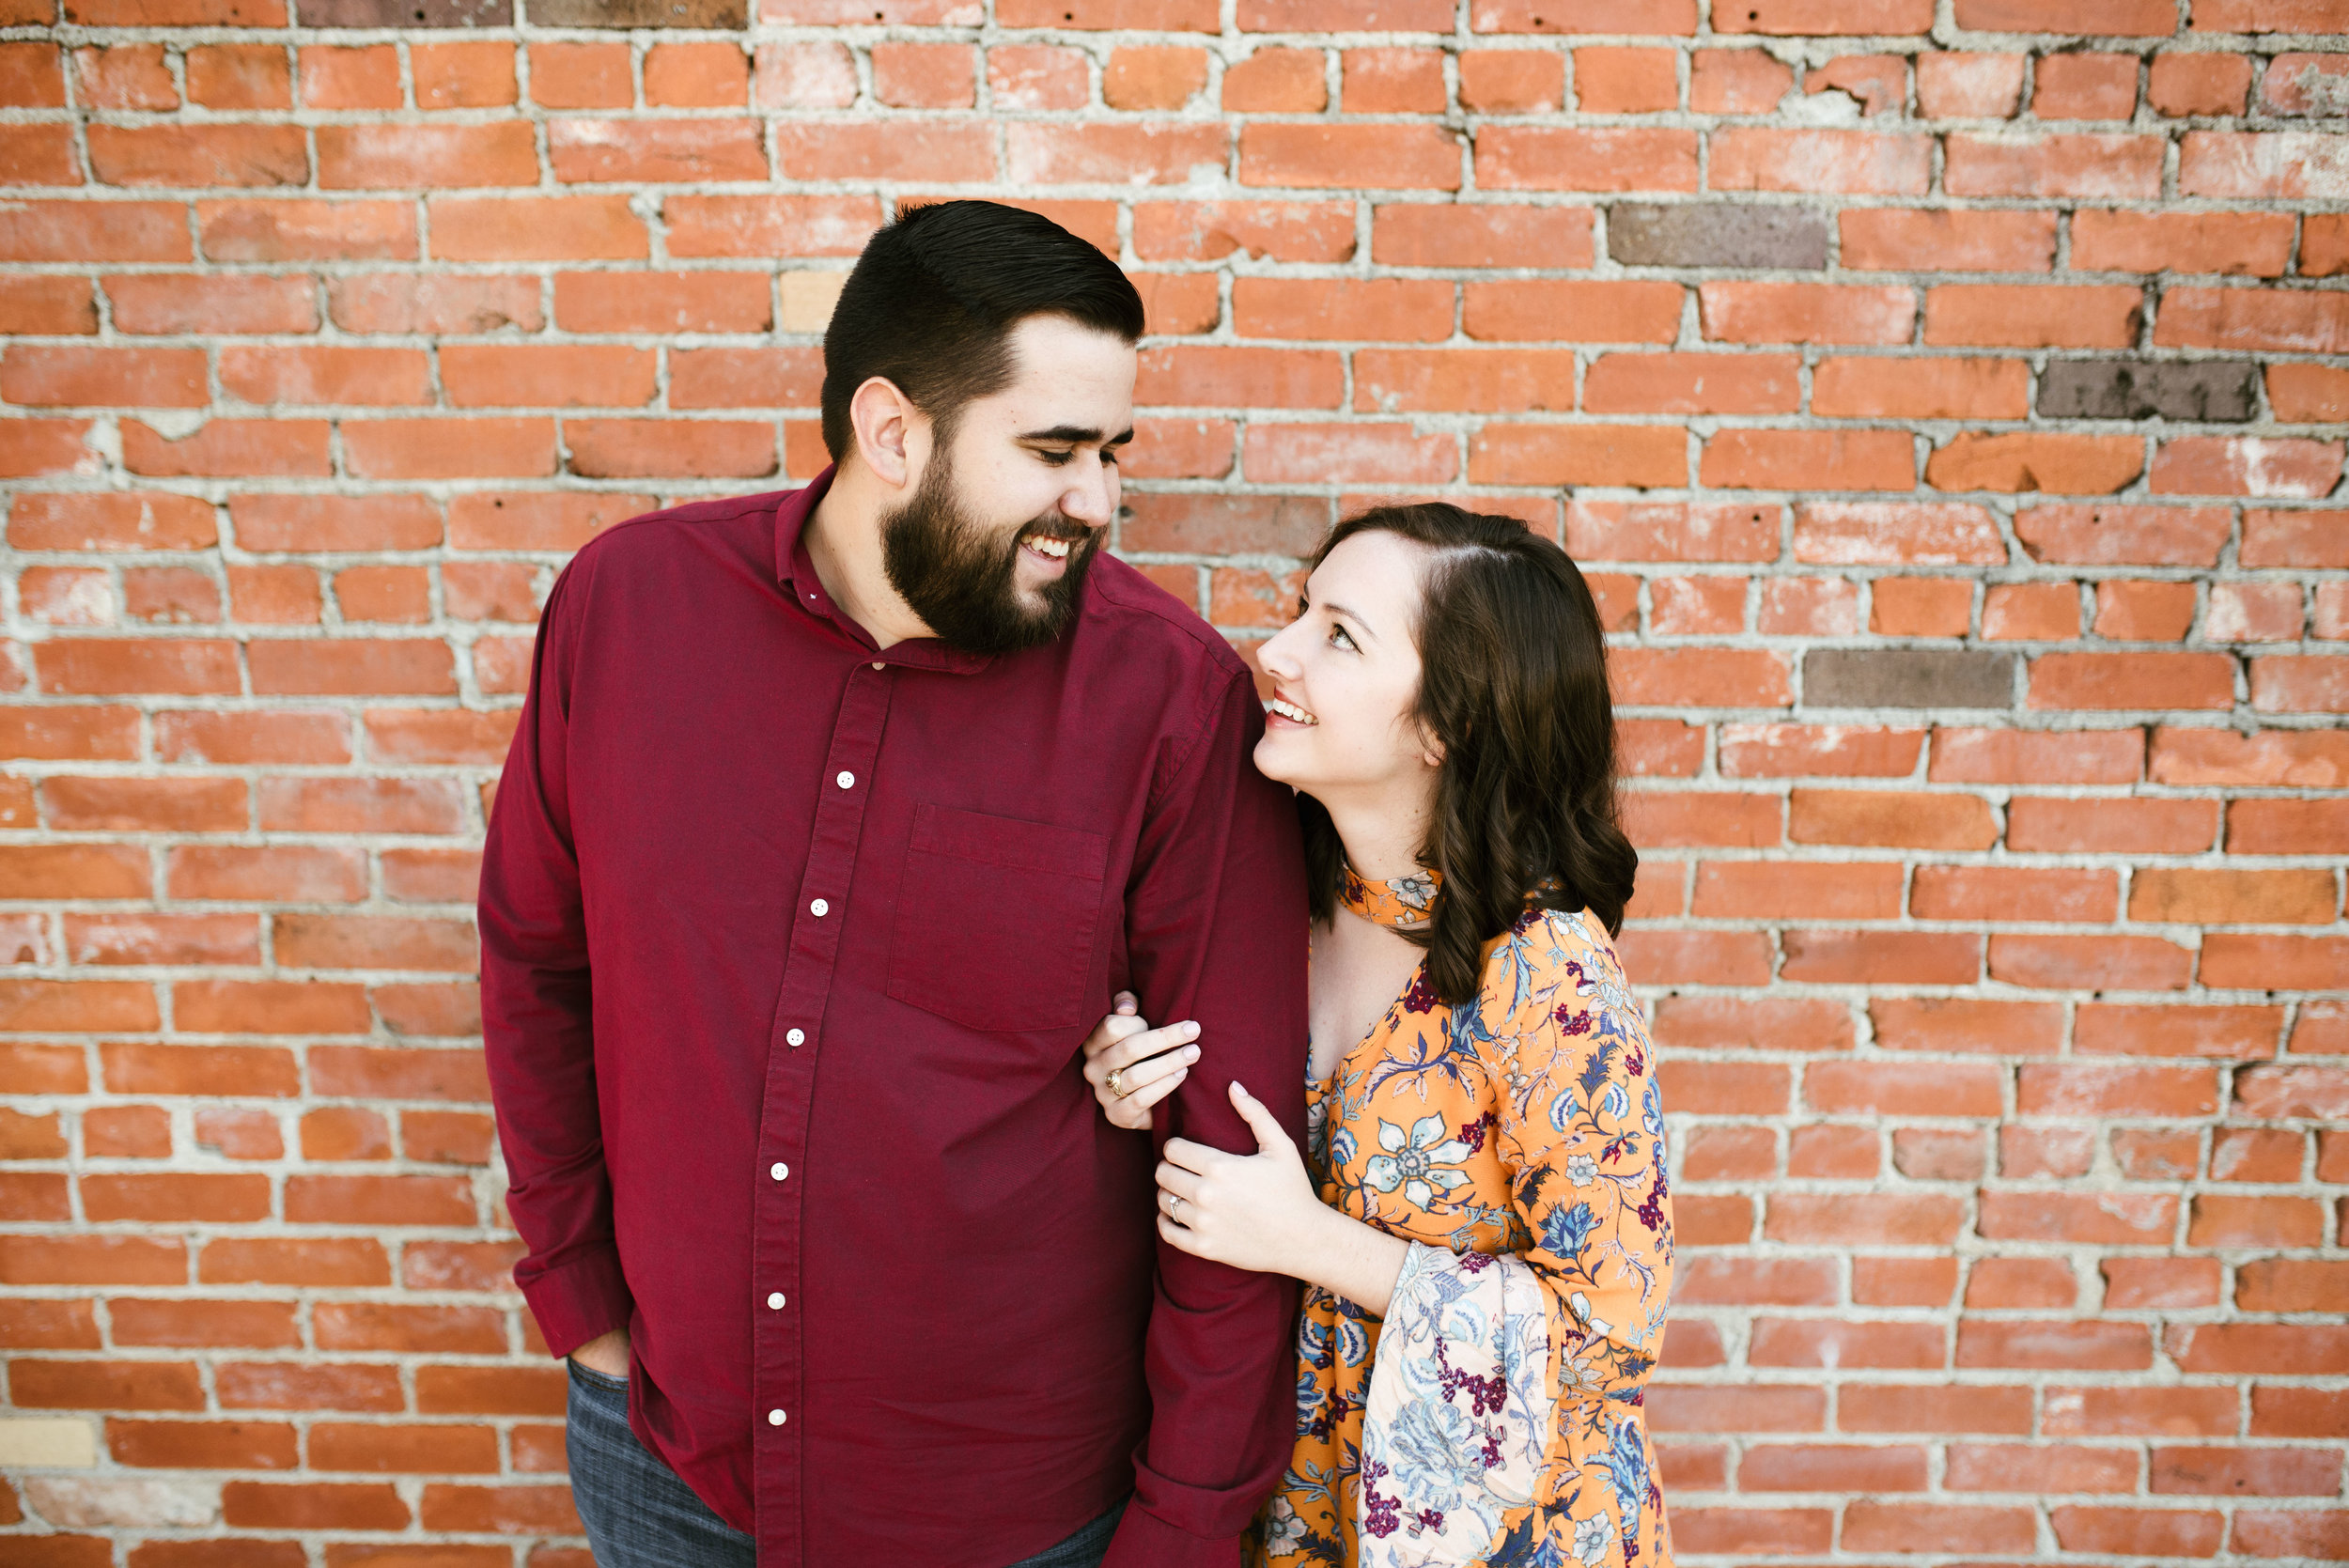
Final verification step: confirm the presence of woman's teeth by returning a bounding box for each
[1025,535,1071,559]
[1266,697,1316,725]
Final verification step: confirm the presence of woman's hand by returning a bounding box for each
[1155,1080,1332,1277]
[1081,990,1200,1131]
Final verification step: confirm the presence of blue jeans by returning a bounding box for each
[565,1358,1126,1568]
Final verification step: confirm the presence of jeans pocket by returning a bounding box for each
[568,1356,630,1394]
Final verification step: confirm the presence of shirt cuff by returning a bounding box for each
[515,1243,633,1359]
[1100,1501,1239,1568]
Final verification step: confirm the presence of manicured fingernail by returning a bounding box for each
[1183,1046,1200,1062]
[1182,1021,1200,1036]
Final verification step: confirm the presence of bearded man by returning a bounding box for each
[477,200,1309,1568]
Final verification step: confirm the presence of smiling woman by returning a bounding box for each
[1082,505,1670,1568]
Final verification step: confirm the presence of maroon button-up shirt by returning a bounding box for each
[478,468,1309,1568]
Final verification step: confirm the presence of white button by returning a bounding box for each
[835,771,854,789]
[770,1161,787,1181]
[786,1027,805,1047]
[768,1408,786,1425]
[870,661,883,670]
[766,1292,786,1310]
[810,898,828,917]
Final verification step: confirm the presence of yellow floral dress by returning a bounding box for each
[1250,869,1674,1568]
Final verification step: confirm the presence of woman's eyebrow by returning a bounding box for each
[1319,600,1378,641]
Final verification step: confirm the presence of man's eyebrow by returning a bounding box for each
[1018,425,1135,445]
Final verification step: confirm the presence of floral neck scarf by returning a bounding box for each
[1339,864,1439,931]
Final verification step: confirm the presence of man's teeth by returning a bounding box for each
[1026,535,1071,559]
[1266,697,1316,725]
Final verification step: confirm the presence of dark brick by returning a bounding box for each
[298,0,508,21]
[2039,360,2259,423]
[1803,649,2015,710]
[1609,203,1830,271]
[526,0,744,23]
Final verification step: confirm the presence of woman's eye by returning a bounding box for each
[1329,625,1358,652]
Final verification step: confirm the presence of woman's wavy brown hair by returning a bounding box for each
[1299,502,1639,1005]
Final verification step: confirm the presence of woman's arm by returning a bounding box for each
[1155,1081,1412,1314]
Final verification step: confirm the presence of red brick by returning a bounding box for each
[319,123,537,191]
[432,199,648,262]
[1467,0,1696,30]
[342,418,555,481]
[310,1421,502,1474]
[300,45,398,111]
[1871,996,2065,1054]
[0,201,190,264]
[988,44,1087,111]
[1474,127,1696,192]
[1470,424,1684,488]
[1458,49,1563,112]
[2153,435,2342,499]
[530,41,630,109]
[1718,0,1931,30]
[1700,281,1913,344]
[1718,722,1924,778]
[2077,1002,2282,1059]
[644,40,746,107]
[76,45,174,110]
[1371,204,1590,269]
[1991,933,2196,990]
[194,1108,284,1160]
[188,45,288,109]
[418,1483,583,1536]
[549,119,765,184]
[1701,429,1914,490]
[2015,503,2231,567]
[1925,284,2142,347]
[1242,123,1459,191]
[1711,129,1931,194]
[2089,578,2193,641]
[1750,1317,1943,1369]
[330,273,546,333]
[1790,787,1997,849]
[1573,45,1676,113]
[111,1298,300,1349]
[1692,47,1796,113]
[2232,1511,2349,1562]
[2049,1506,2226,1559]
[87,128,309,190]
[2027,651,2233,711]
[2007,1126,2100,1180]
[4,346,208,408]
[123,418,333,479]
[1467,280,1683,343]
[1221,46,1325,112]
[1766,1193,1964,1246]
[0,274,98,334]
[195,1238,386,1290]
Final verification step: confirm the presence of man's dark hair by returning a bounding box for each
[819,201,1146,464]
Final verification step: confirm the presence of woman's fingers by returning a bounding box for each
[1154,1160,1205,1204]
[1227,1079,1295,1156]
[1081,1009,1150,1062]
[1105,1034,1198,1095]
[1102,1019,1198,1077]
[1123,1063,1188,1115]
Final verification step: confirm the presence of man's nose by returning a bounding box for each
[1061,460,1115,528]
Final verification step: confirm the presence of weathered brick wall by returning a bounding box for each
[2,0,2345,1560]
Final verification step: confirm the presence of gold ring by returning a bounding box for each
[1106,1068,1127,1097]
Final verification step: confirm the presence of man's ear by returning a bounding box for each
[848,376,926,491]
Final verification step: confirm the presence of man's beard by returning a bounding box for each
[879,450,1100,658]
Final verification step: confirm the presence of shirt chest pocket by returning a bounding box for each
[886,803,1109,1033]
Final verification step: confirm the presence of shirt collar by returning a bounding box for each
[775,464,992,675]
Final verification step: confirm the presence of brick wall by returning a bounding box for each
[2,0,2346,1560]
